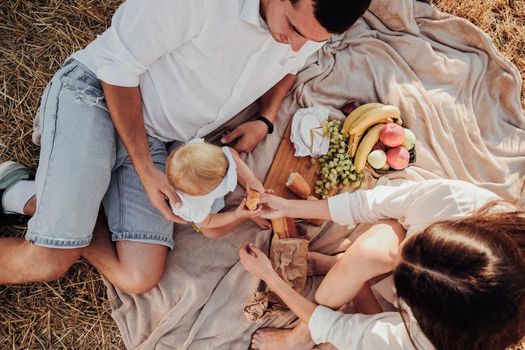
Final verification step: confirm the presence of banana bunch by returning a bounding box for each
[341,103,403,172]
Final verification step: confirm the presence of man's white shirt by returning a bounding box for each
[72,0,325,142]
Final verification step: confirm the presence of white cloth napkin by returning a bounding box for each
[290,106,330,157]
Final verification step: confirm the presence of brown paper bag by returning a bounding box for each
[244,235,309,321]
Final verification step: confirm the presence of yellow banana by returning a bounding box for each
[347,133,363,158]
[349,105,402,136]
[354,123,386,172]
[348,116,392,157]
[342,103,383,138]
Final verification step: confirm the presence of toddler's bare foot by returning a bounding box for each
[251,216,271,230]
[308,251,340,275]
[251,323,314,350]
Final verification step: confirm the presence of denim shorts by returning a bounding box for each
[26,59,176,249]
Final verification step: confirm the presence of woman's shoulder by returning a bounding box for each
[402,179,499,234]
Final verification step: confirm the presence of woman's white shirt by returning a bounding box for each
[309,179,499,349]
[328,179,497,237]
[309,308,416,350]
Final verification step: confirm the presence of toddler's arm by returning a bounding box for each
[229,148,264,191]
[198,199,261,238]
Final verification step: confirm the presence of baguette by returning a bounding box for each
[272,217,297,239]
[285,172,311,199]
[245,189,261,211]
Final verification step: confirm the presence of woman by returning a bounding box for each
[239,179,525,350]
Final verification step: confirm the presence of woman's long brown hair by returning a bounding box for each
[394,201,525,350]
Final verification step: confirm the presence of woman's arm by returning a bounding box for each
[239,243,317,323]
[259,194,332,220]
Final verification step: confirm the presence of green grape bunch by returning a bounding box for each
[314,119,363,199]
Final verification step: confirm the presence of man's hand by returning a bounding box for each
[221,120,268,153]
[140,166,187,223]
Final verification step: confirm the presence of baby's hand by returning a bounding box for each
[246,181,265,194]
[235,198,262,219]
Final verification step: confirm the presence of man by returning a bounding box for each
[0,0,371,293]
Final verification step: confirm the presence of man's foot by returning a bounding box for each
[251,323,314,350]
[0,161,34,226]
[308,251,340,275]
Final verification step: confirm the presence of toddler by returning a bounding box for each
[166,140,269,238]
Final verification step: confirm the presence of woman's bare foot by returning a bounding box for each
[251,216,271,230]
[308,251,341,275]
[251,322,314,350]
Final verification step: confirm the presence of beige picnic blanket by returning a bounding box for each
[105,0,525,348]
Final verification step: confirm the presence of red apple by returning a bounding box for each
[386,146,409,170]
[380,123,405,147]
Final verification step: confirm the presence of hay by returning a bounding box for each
[0,0,523,349]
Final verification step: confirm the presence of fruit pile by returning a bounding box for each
[313,119,363,199]
[341,102,416,172]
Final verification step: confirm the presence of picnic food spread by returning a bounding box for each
[313,101,417,198]
[247,100,419,320]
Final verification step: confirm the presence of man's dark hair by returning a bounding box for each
[291,0,372,34]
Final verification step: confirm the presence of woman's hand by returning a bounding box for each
[235,198,262,219]
[259,193,289,219]
[239,243,277,282]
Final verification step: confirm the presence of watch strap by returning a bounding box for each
[255,115,274,134]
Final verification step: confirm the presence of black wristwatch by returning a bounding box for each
[255,115,274,134]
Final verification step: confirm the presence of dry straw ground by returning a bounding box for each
[0,0,524,349]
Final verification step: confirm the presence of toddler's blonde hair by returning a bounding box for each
[166,143,228,196]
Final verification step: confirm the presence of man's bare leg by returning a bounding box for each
[82,212,168,294]
[251,322,314,350]
[0,196,83,284]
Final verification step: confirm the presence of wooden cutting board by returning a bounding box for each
[263,121,319,199]
[263,120,322,238]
